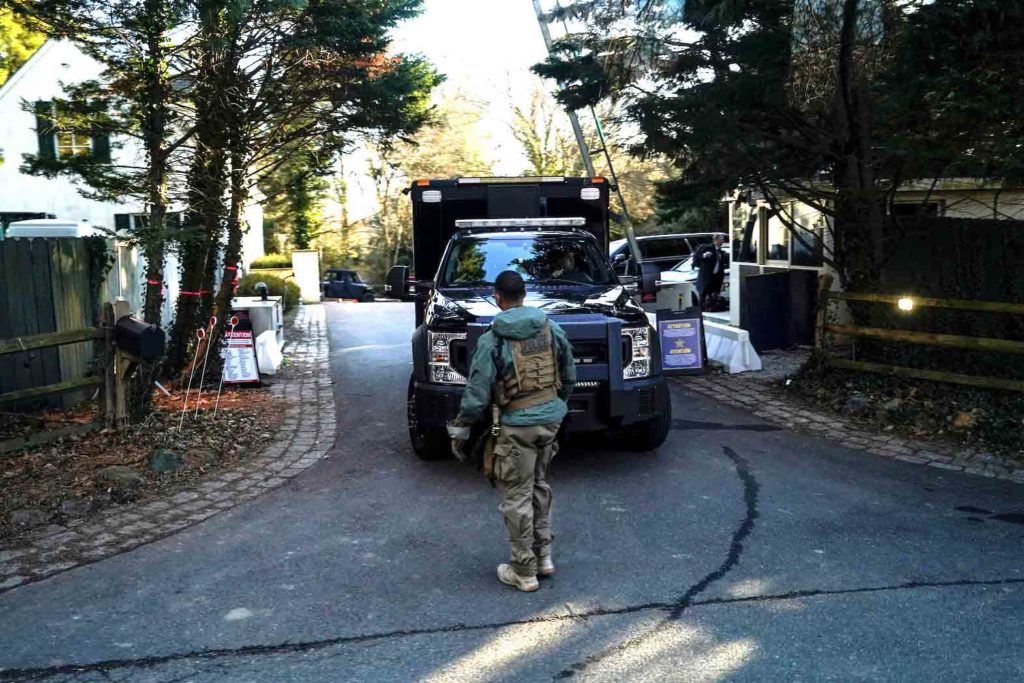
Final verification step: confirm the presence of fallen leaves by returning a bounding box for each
[0,387,285,547]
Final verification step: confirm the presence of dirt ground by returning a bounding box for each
[788,363,1024,464]
[0,387,284,547]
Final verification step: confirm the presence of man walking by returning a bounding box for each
[694,233,727,307]
[448,271,576,592]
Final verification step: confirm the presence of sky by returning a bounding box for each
[392,0,558,174]
[339,0,576,222]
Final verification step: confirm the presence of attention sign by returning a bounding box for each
[657,307,706,375]
[222,321,260,385]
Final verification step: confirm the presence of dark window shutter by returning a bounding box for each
[114,214,130,232]
[34,101,56,160]
[91,124,111,163]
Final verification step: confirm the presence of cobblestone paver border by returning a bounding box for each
[0,304,334,594]
[680,373,1024,486]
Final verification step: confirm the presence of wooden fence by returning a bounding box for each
[0,238,100,408]
[817,288,1024,392]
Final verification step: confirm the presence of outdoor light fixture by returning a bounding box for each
[897,297,915,312]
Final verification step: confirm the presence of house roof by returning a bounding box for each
[0,38,56,103]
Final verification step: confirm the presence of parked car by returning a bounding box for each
[658,251,731,312]
[608,232,720,276]
[322,268,374,301]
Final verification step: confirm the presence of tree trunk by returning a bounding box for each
[165,38,230,374]
[830,0,886,297]
[132,0,172,417]
[214,144,247,320]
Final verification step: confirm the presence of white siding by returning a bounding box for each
[0,40,145,228]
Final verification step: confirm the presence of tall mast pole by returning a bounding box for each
[532,0,596,177]
[533,0,644,269]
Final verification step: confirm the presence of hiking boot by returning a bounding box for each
[497,563,539,592]
[537,555,555,578]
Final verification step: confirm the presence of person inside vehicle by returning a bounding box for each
[551,249,593,284]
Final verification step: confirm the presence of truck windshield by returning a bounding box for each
[442,235,616,287]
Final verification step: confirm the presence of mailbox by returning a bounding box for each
[115,315,165,359]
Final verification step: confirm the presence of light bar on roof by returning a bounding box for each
[455,217,587,229]
[456,176,565,184]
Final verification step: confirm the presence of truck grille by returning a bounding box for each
[571,341,606,366]
[636,388,654,418]
[450,340,470,376]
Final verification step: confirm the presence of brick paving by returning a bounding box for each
[0,304,334,594]
[680,352,1024,486]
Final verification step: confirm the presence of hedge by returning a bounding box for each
[236,273,301,311]
[250,253,292,269]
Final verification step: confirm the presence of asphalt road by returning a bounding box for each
[1,302,1023,682]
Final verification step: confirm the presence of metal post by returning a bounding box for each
[532,0,596,177]
[194,316,217,419]
[178,328,205,432]
[535,0,645,273]
[213,316,238,417]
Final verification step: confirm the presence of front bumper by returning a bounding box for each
[411,375,670,433]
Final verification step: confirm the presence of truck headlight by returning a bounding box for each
[428,330,467,385]
[622,325,651,379]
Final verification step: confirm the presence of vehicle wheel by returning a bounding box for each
[360,292,375,303]
[407,375,449,460]
[628,395,672,451]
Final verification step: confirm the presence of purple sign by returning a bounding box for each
[659,317,702,371]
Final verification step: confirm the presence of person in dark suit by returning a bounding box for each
[693,233,727,307]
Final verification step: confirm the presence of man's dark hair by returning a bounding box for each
[494,270,526,301]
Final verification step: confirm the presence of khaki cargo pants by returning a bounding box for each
[492,422,561,578]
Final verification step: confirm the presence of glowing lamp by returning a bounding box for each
[897,297,915,312]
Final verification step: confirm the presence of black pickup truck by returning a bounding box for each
[386,176,671,460]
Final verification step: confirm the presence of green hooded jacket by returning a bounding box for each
[457,305,576,426]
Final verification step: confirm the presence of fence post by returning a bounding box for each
[101,303,115,428]
[815,273,834,352]
[112,300,132,430]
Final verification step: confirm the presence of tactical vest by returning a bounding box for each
[494,321,561,413]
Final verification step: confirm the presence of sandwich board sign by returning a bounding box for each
[656,307,706,375]
[222,319,260,385]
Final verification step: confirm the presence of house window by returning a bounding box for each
[791,213,825,268]
[890,201,942,218]
[731,202,759,264]
[114,212,182,233]
[765,207,790,263]
[34,100,111,164]
[56,130,93,158]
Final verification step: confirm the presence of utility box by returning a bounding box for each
[231,296,284,348]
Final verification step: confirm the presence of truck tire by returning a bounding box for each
[360,291,375,303]
[407,376,449,460]
[629,397,672,451]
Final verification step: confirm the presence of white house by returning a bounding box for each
[0,39,265,324]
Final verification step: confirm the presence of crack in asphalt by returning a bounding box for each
[553,445,760,679]
[3,577,1024,681]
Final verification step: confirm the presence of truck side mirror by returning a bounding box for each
[639,262,660,294]
[386,265,410,299]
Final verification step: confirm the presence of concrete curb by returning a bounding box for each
[679,374,1024,485]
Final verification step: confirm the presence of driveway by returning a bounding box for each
[0,302,1022,681]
